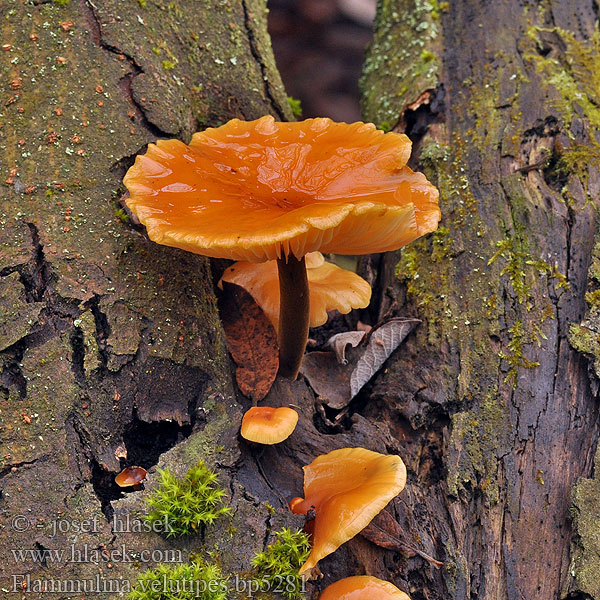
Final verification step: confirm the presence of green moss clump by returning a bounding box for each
[287,97,303,118]
[162,60,176,71]
[53,0,70,4]
[129,560,228,600]
[137,0,147,6]
[251,528,310,600]
[499,320,540,388]
[146,462,231,537]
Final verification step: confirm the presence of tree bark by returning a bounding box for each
[2,1,599,600]
[358,1,600,599]
[0,0,296,596]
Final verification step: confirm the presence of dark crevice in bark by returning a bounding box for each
[0,456,47,481]
[22,222,49,303]
[86,295,110,371]
[403,86,445,158]
[240,0,286,121]
[81,0,171,140]
[121,408,195,470]
[69,415,121,521]
[70,326,86,386]
[33,542,49,568]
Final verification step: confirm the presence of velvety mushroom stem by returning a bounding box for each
[277,254,310,379]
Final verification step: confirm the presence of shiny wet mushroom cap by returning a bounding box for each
[240,406,299,445]
[115,466,147,487]
[124,116,440,378]
[289,447,407,574]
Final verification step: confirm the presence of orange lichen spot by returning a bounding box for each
[123,116,439,262]
[240,406,298,445]
[319,576,410,600]
[2,44,12,51]
[220,251,371,328]
[115,466,147,487]
[29,33,38,41]
[60,21,74,31]
[10,78,21,90]
[290,447,407,574]
[56,56,67,64]
[54,108,63,116]
[95,85,104,93]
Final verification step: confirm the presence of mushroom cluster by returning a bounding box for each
[123,115,439,598]
[123,115,440,379]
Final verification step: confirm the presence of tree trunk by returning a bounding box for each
[1,1,599,600]
[0,0,296,596]
[359,1,600,599]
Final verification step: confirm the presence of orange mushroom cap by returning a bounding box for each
[318,576,410,600]
[290,447,407,574]
[240,406,299,444]
[219,252,371,328]
[123,116,440,262]
[115,466,147,487]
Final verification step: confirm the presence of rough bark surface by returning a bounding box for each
[0,0,295,596]
[1,1,600,600]
[359,1,600,599]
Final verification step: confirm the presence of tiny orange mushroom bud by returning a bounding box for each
[290,447,407,574]
[318,576,410,600]
[123,116,440,379]
[241,406,298,445]
[115,466,147,487]
[220,251,371,328]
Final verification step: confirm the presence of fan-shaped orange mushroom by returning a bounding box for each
[115,466,147,488]
[240,406,298,444]
[124,116,440,379]
[319,576,410,600]
[289,447,406,574]
[219,252,371,328]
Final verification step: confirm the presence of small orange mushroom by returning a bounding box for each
[115,466,147,488]
[241,406,298,444]
[319,576,410,600]
[124,117,440,379]
[289,447,406,574]
[220,251,371,328]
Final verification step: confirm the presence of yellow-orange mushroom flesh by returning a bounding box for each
[241,406,299,444]
[220,252,371,328]
[124,116,440,379]
[290,447,407,574]
[318,576,411,600]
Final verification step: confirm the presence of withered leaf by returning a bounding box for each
[361,510,444,567]
[218,281,279,402]
[301,318,419,409]
[327,331,366,364]
[350,318,420,397]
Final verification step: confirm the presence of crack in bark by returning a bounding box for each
[240,0,286,121]
[81,0,170,141]
[0,455,49,481]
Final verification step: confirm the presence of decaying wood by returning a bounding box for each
[1,0,599,599]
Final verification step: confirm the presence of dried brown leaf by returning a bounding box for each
[301,318,419,409]
[219,281,279,402]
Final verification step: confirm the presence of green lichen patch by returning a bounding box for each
[525,25,600,179]
[569,237,600,380]
[361,0,442,127]
[569,446,600,599]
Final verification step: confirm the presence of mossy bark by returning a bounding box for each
[0,0,293,597]
[360,1,600,599]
